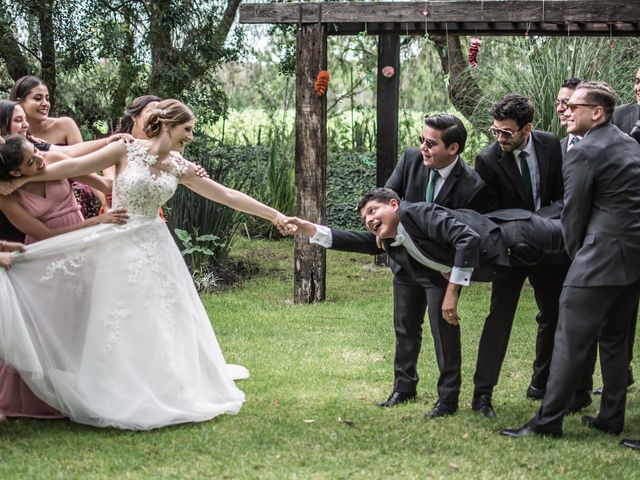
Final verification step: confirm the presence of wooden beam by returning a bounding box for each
[294,23,327,304]
[240,1,640,36]
[240,1,640,25]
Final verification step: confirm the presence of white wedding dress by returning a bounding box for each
[0,141,247,429]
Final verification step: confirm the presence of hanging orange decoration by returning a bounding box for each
[314,70,331,96]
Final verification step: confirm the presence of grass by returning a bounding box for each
[1,238,638,479]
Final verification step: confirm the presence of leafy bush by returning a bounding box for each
[327,151,377,230]
[165,135,261,268]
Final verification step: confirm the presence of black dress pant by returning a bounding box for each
[473,264,566,398]
[532,280,640,433]
[392,272,460,405]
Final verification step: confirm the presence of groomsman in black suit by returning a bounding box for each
[556,78,583,155]
[612,65,640,135]
[473,94,572,417]
[612,67,640,392]
[376,114,494,417]
[501,81,640,440]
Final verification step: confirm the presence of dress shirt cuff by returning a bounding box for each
[449,267,473,286]
[309,224,333,248]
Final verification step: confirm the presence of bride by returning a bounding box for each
[0,99,292,430]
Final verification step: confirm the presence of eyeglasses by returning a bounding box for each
[418,136,437,148]
[488,126,523,139]
[554,99,570,108]
[566,103,599,112]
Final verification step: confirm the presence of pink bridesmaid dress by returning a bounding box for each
[0,180,83,419]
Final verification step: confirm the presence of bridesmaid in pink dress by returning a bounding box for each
[0,138,129,421]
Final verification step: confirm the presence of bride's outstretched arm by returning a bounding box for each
[180,164,290,229]
[8,142,127,190]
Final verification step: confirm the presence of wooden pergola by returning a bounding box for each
[239,1,640,304]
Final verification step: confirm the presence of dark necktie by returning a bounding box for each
[425,170,440,203]
[518,151,534,209]
[570,136,581,146]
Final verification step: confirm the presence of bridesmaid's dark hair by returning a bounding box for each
[0,100,19,136]
[117,95,162,134]
[9,75,46,101]
[0,135,27,181]
[144,99,194,138]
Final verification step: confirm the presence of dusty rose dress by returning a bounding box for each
[0,180,83,418]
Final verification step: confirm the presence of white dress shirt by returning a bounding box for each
[310,223,473,286]
[429,156,459,200]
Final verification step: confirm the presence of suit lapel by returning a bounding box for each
[629,104,640,132]
[498,149,530,207]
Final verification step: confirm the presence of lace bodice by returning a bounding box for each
[112,141,190,217]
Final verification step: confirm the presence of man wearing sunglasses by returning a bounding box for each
[473,94,566,418]
[556,78,583,155]
[502,82,640,445]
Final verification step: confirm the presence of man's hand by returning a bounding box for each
[284,217,318,237]
[441,282,461,326]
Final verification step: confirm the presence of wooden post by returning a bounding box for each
[375,33,400,266]
[376,33,400,187]
[294,22,327,304]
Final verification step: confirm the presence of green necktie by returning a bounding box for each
[518,151,534,209]
[425,170,440,203]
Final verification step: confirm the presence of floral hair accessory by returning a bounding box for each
[155,108,169,116]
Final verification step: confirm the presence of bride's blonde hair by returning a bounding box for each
[144,99,194,138]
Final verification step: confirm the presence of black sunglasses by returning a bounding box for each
[418,136,437,148]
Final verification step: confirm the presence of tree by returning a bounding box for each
[0,0,245,134]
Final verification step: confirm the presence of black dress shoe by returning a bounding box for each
[526,385,545,400]
[581,415,621,435]
[620,438,640,449]
[500,422,562,438]
[567,392,592,413]
[377,391,416,407]
[472,394,496,418]
[424,401,457,419]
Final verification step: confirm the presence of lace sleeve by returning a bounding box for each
[169,152,196,178]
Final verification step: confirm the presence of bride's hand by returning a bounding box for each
[273,213,297,235]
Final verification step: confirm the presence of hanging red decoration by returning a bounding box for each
[468,38,481,69]
[314,70,331,96]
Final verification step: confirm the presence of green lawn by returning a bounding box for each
[1,238,638,479]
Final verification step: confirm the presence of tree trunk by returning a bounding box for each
[0,14,29,82]
[38,0,57,105]
[110,6,137,131]
[431,34,488,131]
[294,23,327,304]
[148,0,175,97]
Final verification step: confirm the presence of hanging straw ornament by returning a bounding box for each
[314,70,331,96]
[468,38,481,69]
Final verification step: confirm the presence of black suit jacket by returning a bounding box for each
[331,202,523,283]
[475,130,563,217]
[386,149,495,213]
[562,121,640,287]
[612,102,640,134]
